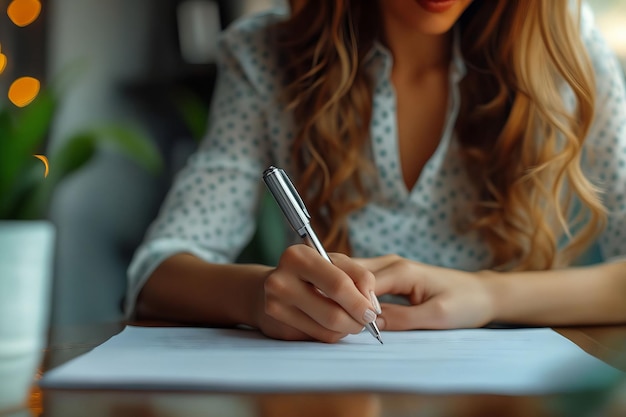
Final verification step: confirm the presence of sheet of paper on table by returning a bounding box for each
[39,326,622,394]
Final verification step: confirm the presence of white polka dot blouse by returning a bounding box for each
[125,6,626,317]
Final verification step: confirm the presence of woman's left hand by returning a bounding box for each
[355,255,497,330]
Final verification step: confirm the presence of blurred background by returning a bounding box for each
[0,0,624,328]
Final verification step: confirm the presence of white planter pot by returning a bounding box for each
[0,221,55,413]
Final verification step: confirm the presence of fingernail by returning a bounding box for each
[376,317,385,330]
[370,291,382,314]
[363,309,377,324]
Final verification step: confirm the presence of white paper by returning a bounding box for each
[39,326,622,394]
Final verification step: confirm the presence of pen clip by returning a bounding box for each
[280,169,310,220]
[263,166,311,234]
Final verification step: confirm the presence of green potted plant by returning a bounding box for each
[0,83,162,412]
[0,87,162,220]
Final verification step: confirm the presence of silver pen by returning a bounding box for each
[263,165,383,344]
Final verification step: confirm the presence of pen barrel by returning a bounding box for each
[263,166,310,230]
[301,225,332,263]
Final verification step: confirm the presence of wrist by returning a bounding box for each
[242,271,270,329]
[478,269,506,324]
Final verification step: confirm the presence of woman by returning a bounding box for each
[127,0,626,342]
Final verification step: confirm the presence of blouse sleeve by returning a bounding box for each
[580,5,626,263]
[124,20,276,317]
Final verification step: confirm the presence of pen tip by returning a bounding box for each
[377,336,383,345]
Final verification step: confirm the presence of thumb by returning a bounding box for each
[376,302,446,331]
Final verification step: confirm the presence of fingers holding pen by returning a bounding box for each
[264,245,378,339]
[263,298,353,343]
[264,267,363,335]
[330,253,381,315]
[300,249,379,327]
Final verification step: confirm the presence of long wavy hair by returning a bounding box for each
[273,0,607,270]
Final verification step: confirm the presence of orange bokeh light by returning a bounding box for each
[7,0,41,27]
[0,50,6,75]
[8,76,40,107]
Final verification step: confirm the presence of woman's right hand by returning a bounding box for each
[253,244,380,343]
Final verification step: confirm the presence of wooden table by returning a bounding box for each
[12,323,626,417]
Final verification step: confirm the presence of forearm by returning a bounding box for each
[135,253,271,328]
[484,261,626,326]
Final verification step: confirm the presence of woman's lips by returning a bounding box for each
[415,0,457,13]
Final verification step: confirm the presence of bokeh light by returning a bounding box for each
[7,0,41,27]
[2,0,49,181]
[0,44,6,75]
[8,76,40,107]
[3,1,43,105]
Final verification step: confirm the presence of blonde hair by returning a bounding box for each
[274,0,606,270]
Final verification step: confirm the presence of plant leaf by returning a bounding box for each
[0,107,15,199]
[14,133,98,219]
[12,90,56,147]
[49,133,98,180]
[0,91,56,199]
[0,163,45,219]
[82,125,163,174]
